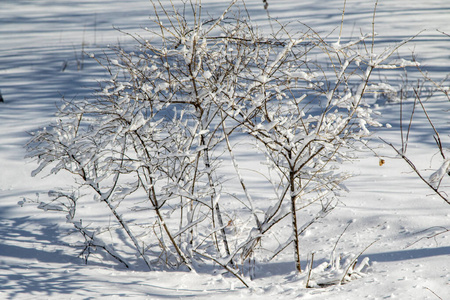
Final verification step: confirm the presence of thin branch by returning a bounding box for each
[414,88,445,159]
[381,138,450,205]
[424,286,444,300]
[305,252,315,288]
[340,239,377,284]
[192,249,249,288]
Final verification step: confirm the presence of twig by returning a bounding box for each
[371,0,379,59]
[262,0,268,10]
[193,249,249,288]
[330,221,352,268]
[381,138,450,206]
[306,253,315,288]
[414,88,445,159]
[424,286,443,300]
[436,29,450,38]
[340,239,377,284]
[406,226,450,248]
[332,221,352,255]
[337,0,347,45]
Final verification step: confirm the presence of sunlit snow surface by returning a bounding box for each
[1,1,449,299]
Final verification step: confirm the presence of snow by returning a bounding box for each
[1,0,449,299]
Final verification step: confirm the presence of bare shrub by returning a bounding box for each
[25,0,422,286]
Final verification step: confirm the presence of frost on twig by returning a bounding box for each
[302,252,371,288]
[23,0,426,285]
[429,159,450,189]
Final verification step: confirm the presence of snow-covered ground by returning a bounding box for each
[1,0,449,299]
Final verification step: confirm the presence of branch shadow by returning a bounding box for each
[361,246,450,262]
[0,216,132,299]
[0,215,241,299]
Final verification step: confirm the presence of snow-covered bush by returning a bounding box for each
[25,0,417,286]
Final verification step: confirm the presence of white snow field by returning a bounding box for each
[1,0,449,299]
